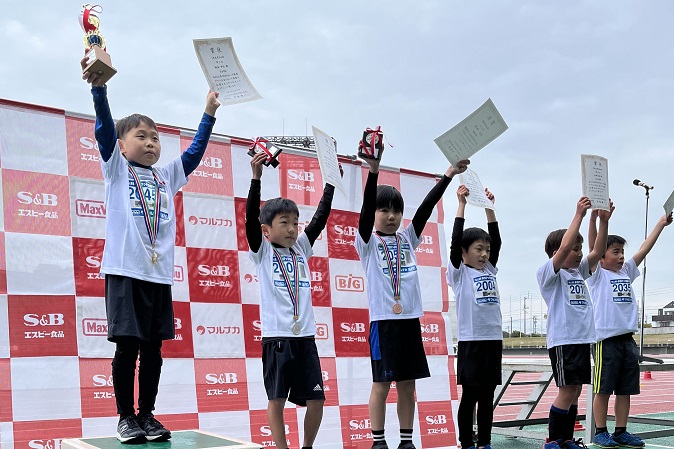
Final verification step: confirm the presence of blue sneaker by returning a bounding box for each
[562,439,588,449]
[612,431,644,448]
[544,440,563,449]
[593,431,619,448]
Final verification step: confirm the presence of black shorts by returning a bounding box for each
[369,318,430,383]
[457,340,503,386]
[548,344,591,387]
[262,337,325,406]
[105,274,174,342]
[593,333,640,395]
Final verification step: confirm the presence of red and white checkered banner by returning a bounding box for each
[0,97,459,449]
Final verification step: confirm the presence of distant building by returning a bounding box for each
[652,301,674,327]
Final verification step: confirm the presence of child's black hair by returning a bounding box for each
[544,228,584,258]
[462,227,491,251]
[116,113,158,140]
[259,197,300,226]
[376,185,404,213]
[606,234,627,249]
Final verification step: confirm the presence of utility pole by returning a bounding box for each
[533,315,538,335]
[523,295,527,336]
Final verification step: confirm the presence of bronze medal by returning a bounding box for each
[392,302,403,314]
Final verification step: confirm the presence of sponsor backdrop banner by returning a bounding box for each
[0,98,459,449]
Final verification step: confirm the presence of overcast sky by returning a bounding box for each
[2,1,674,331]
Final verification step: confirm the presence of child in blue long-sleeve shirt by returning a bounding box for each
[82,57,220,443]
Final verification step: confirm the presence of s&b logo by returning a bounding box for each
[340,322,366,333]
[425,414,447,425]
[205,373,238,384]
[287,170,315,182]
[92,374,114,387]
[197,264,230,276]
[17,191,58,206]
[349,419,371,430]
[333,224,357,237]
[24,313,64,327]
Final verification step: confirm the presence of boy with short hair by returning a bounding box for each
[586,211,672,448]
[81,59,220,443]
[447,184,501,449]
[246,151,335,449]
[355,148,468,449]
[537,196,613,449]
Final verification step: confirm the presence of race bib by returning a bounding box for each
[566,279,588,306]
[610,279,633,303]
[473,275,499,305]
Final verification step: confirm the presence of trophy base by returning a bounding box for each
[83,46,117,85]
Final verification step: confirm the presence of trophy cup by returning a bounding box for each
[248,137,282,168]
[358,126,384,160]
[79,4,117,84]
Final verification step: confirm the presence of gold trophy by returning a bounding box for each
[79,4,117,84]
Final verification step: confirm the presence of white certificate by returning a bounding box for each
[664,190,674,217]
[193,37,262,106]
[434,98,508,167]
[581,154,610,211]
[459,168,495,210]
[312,125,346,197]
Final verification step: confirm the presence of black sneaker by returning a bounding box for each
[116,415,147,443]
[372,441,389,449]
[136,413,171,441]
[397,442,416,449]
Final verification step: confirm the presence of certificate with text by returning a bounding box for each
[434,98,508,167]
[312,125,345,197]
[664,189,674,217]
[459,168,495,210]
[193,37,262,106]
[581,154,610,211]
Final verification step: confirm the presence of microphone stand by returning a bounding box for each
[637,185,663,364]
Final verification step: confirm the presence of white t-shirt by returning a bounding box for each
[100,144,186,284]
[447,261,502,341]
[354,223,423,321]
[587,258,640,341]
[537,258,596,348]
[250,233,316,338]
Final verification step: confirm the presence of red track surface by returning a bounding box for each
[461,356,674,421]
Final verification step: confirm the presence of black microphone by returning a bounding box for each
[633,179,654,190]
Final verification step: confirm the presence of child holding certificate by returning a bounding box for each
[354,147,468,449]
[246,152,335,449]
[446,185,501,449]
[537,197,613,449]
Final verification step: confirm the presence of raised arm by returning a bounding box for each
[632,213,673,266]
[551,197,591,273]
[81,56,116,162]
[588,200,614,271]
[484,188,501,267]
[181,92,220,176]
[304,184,335,246]
[411,160,468,237]
[357,155,381,243]
[449,185,469,269]
[245,152,267,252]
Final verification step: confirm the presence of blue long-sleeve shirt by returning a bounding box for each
[91,85,216,175]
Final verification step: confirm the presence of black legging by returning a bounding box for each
[112,337,163,416]
[457,384,497,448]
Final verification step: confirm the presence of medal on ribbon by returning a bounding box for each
[128,165,162,264]
[375,234,403,314]
[272,247,301,334]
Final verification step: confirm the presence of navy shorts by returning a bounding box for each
[549,344,591,387]
[369,318,430,383]
[593,333,640,395]
[105,274,174,342]
[262,337,325,406]
[457,340,503,386]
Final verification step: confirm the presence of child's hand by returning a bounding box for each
[485,188,495,204]
[205,90,220,117]
[597,199,615,221]
[660,213,673,227]
[359,148,382,173]
[251,151,267,180]
[576,196,592,217]
[447,159,470,178]
[457,185,469,204]
[80,55,105,87]
[590,209,599,220]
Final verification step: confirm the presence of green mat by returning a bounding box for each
[62,431,259,449]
